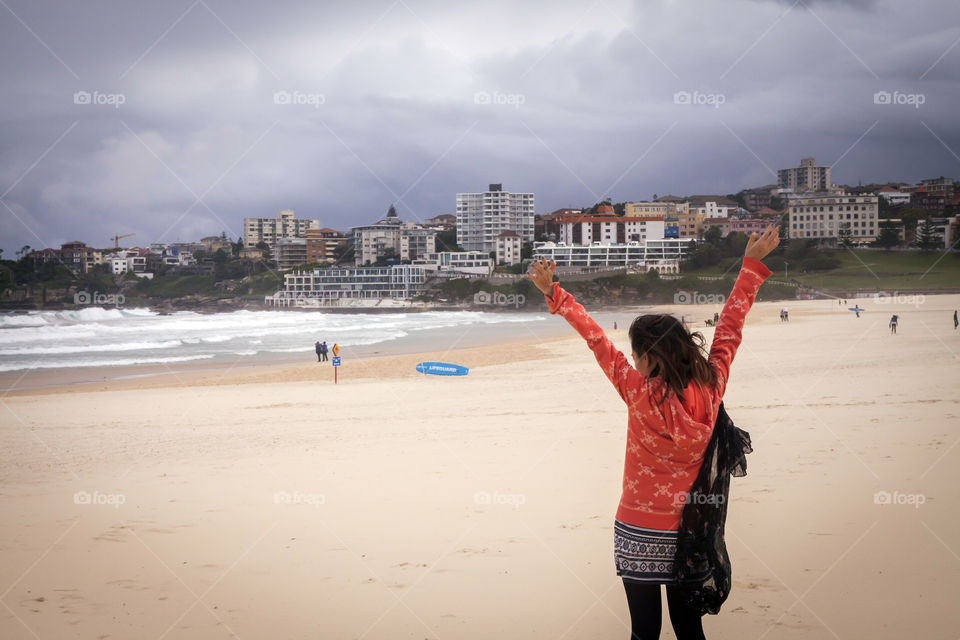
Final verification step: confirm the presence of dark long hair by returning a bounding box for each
[628,314,715,404]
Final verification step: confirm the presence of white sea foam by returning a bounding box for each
[0,354,214,372]
[0,309,545,372]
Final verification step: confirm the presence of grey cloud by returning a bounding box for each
[1,0,959,255]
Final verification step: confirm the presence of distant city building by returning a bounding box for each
[423,214,457,230]
[305,228,346,264]
[275,265,426,302]
[910,187,949,213]
[877,186,911,207]
[752,207,784,218]
[275,237,308,271]
[243,209,318,250]
[532,240,692,271]
[414,251,493,275]
[778,157,831,192]
[677,212,705,238]
[28,241,102,275]
[787,192,878,243]
[399,226,437,263]
[495,230,522,265]
[686,196,737,219]
[929,215,959,250]
[238,246,265,260]
[109,249,150,278]
[740,185,778,211]
[728,218,771,236]
[200,235,233,255]
[536,210,573,239]
[702,217,730,236]
[625,201,681,217]
[351,205,437,265]
[556,213,665,245]
[456,183,534,253]
[919,177,954,202]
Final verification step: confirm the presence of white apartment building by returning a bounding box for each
[690,201,735,218]
[456,183,534,253]
[878,187,911,206]
[277,265,426,301]
[787,193,879,242]
[778,157,832,192]
[557,214,666,245]
[109,250,150,277]
[414,251,493,275]
[351,207,437,265]
[496,230,522,265]
[243,209,318,249]
[533,239,693,268]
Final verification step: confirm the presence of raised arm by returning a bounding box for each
[528,259,641,403]
[709,226,777,398]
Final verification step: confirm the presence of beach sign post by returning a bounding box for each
[332,343,341,384]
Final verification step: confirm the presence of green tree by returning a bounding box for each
[897,207,928,234]
[874,221,900,250]
[435,228,461,252]
[914,218,941,252]
[838,222,853,247]
[702,225,722,247]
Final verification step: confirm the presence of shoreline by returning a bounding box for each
[4,292,958,396]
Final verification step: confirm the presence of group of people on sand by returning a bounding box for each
[779,307,789,322]
[314,340,329,362]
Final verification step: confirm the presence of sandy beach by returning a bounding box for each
[1,294,958,639]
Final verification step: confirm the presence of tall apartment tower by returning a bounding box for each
[243,209,318,249]
[455,183,534,253]
[778,157,831,192]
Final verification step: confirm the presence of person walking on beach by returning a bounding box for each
[783,307,788,322]
[890,314,898,334]
[954,310,958,330]
[315,341,322,362]
[528,225,780,639]
[320,341,329,362]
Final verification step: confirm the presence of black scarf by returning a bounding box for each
[672,402,752,615]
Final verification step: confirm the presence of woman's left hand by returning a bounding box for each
[527,257,557,297]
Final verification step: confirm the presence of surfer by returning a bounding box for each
[527,225,780,639]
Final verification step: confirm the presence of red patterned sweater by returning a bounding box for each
[546,256,772,530]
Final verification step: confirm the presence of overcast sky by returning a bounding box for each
[1,0,958,255]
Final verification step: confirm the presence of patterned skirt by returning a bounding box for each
[614,520,678,584]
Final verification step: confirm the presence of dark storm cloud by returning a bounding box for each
[1,0,958,255]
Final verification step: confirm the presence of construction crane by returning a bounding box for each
[110,233,135,249]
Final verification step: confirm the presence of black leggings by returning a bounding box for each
[622,581,705,640]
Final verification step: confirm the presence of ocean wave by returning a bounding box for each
[0,340,183,356]
[0,353,215,372]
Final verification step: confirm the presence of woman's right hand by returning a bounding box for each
[527,257,557,297]
[745,224,780,262]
